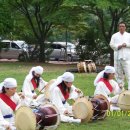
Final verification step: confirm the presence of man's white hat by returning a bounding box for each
[34,66,43,75]
[3,78,17,88]
[62,72,74,82]
[104,66,115,74]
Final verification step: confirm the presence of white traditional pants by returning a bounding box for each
[114,59,130,90]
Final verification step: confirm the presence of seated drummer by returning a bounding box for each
[48,72,82,123]
[22,66,48,105]
[0,78,27,130]
[94,66,124,110]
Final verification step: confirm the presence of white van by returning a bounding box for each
[0,40,29,61]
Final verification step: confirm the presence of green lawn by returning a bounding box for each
[0,62,129,130]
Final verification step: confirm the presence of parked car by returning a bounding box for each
[0,40,29,61]
[47,42,79,61]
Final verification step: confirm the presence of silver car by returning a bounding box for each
[48,42,79,61]
[0,40,29,61]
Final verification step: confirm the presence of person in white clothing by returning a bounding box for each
[0,78,27,130]
[22,66,48,106]
[94,66,124,110]
[94,66,109,87]
[110,21,130,89]
[48,72,82,123]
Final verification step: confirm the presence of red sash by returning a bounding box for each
[58,84,69,100]
[99,78,113,92]
[31,78,38,90]
[0,93,16,111]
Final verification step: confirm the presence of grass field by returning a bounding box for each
[0,62,129,130]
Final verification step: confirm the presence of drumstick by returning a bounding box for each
[37,85,46,96]
[37,79,56,96]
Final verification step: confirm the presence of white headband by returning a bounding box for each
[104,66,115,73]
[3,78,17,88]
[62,72,74,82]
[33,66,43,75]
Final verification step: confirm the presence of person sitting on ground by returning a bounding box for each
[22,66,48,106]
[0,78,27,130]
[48,72,82,123]
[94,66,124,110]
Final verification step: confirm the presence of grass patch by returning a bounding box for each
[0,61,129,130]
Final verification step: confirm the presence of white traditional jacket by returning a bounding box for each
[0,93,27,130]
[110,31,130,60]
[49,80,81,123]
[22,73,47,99]
[94,79,122,100]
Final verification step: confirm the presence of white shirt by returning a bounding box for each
[94,79,122,99]
[110,32,130,60]
[0,93,26,129]
[22,74,47,98]
[49,83,79,114]
[94,70,104,86]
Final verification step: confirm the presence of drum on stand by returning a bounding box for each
[118,90,130,110]
[15,102,60,130]
[77,62,87,73]
[72,95,109,122]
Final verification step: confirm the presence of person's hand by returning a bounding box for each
[75,88,83,97]
[18,92,25,99]
[5,125,11,130]
[75,88,82,94]
[20,94,25,99]
[118,83,125,91]
[64,110,69,115]
[33,95,37,99]
[118,45,123,50]
[122,43,126,47]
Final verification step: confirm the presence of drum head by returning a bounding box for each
[15,106,36,130]
[91,62,96,72]
[77,62,87,73]
[44,79,56,99]
[118,90,130,110]
[87,63,92,73]
[72,97,93,122]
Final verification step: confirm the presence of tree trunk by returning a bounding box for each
[39,40,46,63]
[110,48,114,66]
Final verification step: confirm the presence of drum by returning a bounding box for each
[15,103,60,130]
[91,62,96,72]
[87,63,92,73]
[118,90,130,110]
[72,95,109,122]
[91,95,110,120]
[77,62,87,73]
[72,96,93,122]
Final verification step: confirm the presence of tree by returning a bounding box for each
[9,0,63,62]
[0,0,14,39]
[67,0,130,65]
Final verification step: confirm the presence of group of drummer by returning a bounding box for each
[0,65,125,130]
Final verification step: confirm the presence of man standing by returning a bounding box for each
[110,22,130,89]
